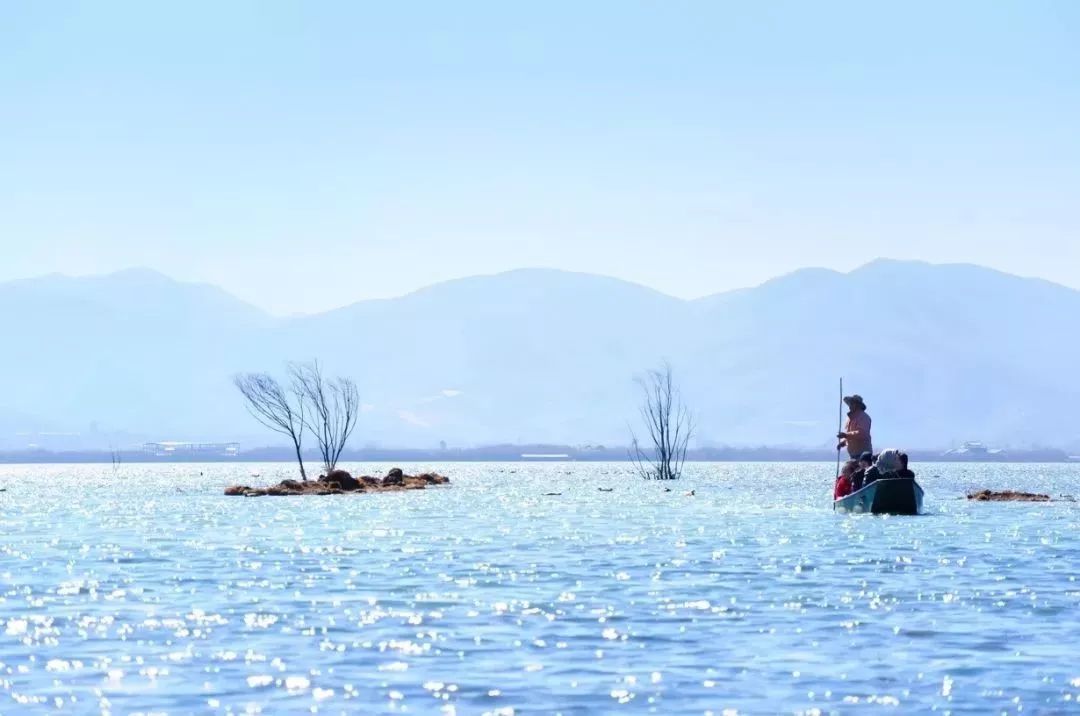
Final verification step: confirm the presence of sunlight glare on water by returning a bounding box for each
[1,461,1078,713]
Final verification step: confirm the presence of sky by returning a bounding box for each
[1,1,1078,315]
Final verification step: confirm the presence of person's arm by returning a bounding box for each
[844,413,870,439]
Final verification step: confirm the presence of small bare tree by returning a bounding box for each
[292,361,359,474]
[110,445,122,477]
[630,361,694,480]
[233,371,309,481]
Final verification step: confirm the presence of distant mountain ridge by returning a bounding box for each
[2,261,1078,451]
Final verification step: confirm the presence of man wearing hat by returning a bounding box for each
[837,394,873,460]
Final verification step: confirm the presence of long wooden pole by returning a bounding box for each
[834,377,843,510]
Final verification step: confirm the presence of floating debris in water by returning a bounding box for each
[967,490,1051,502]
[225,468,449,496]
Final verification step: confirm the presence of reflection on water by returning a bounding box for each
[0,461,1078,713]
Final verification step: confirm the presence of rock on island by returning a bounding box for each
[225,468,449,496]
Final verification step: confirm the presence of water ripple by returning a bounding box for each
[0,461,1078,713]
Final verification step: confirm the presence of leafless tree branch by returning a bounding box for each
[629,361,694,480]
[292,361,359,474]
[233,371,309,481]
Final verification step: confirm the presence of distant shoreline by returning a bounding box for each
[0,446,1074,465]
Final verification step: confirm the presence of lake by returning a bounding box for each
[1,461,1078,714]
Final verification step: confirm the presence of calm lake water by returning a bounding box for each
[1,461,1078,714]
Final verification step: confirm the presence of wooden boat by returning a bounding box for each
[834,478,924,515]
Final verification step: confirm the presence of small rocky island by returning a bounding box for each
[967,489,1051,502]
[225,468,449,496]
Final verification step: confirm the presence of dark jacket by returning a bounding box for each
[851,468,866,491]
[896,468,916,480]
[863,465,883,485]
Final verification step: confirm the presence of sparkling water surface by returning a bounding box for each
[1,461,1078,714]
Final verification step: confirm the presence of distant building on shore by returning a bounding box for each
[143,441,240,458]
[943,441,1004,458]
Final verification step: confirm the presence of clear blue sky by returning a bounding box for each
[2,1,1077,314]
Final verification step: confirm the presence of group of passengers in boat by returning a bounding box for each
[833,393,916,500]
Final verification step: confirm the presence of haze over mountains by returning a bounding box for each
[2,260,1077,451]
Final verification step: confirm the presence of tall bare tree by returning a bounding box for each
[292,361,359,474]
[109,445,122,477]
[233,371,309,480]
[629,361,694,480]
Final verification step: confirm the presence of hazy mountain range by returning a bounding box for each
[2,260,1078,451]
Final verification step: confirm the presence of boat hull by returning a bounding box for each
[834,478,924,515]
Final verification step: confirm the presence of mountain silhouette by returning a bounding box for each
[1,261,1076,450]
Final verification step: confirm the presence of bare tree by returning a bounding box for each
[292,361,359,474]
[233,371,309,481]
[629,361,694,480]
[109,445,122,477]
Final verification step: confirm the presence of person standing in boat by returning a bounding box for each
[837,394,872,459]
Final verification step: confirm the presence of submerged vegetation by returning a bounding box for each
[967,489,1052,502]
[225,467,449,496]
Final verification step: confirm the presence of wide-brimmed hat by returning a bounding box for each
[844,394,867,410]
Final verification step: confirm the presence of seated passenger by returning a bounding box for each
[896,452,916,479]
[834,459,858,499]
[851,451,873,491]
[865,449,901,485]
